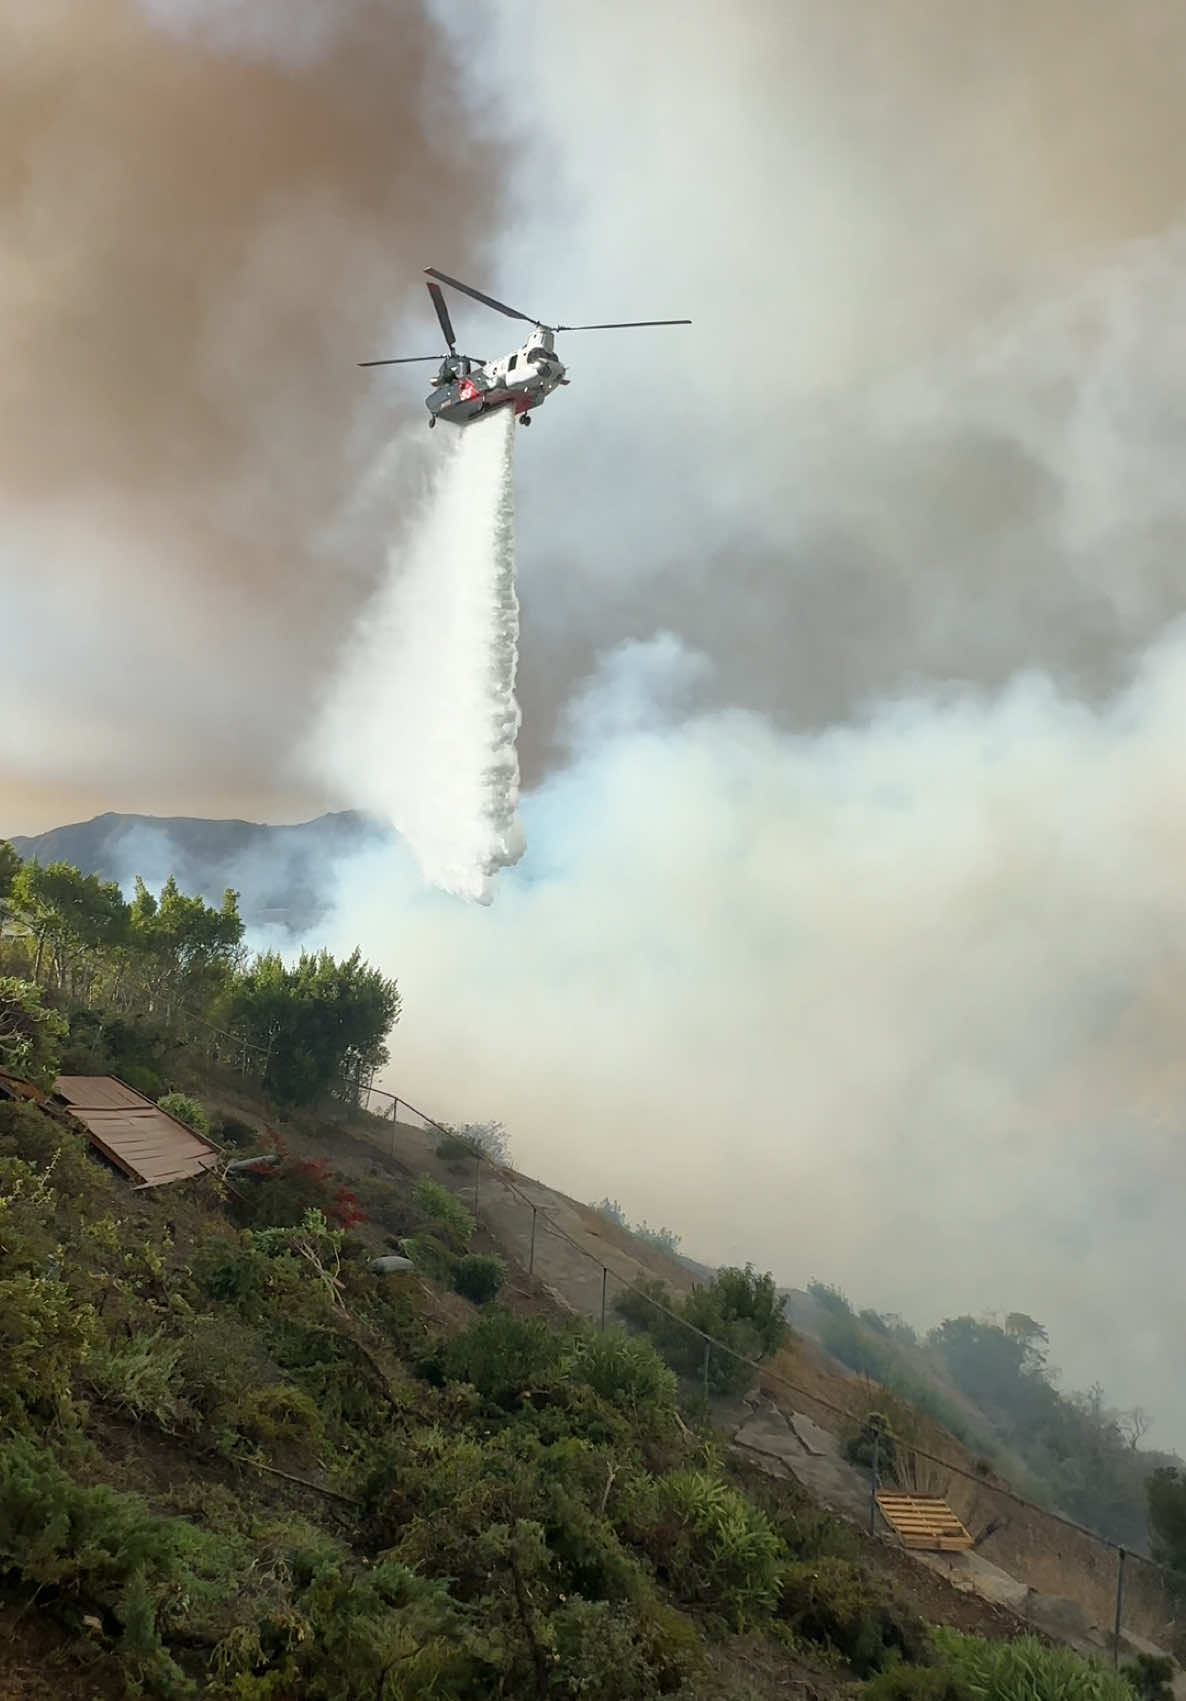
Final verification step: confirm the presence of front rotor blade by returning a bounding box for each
[426,280,457,350]
[553,319,693,331]
[358,356,441,366]
[425,266,543,328]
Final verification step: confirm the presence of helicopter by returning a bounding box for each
[359,267,690,429]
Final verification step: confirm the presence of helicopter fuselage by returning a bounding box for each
[426,325,568,428]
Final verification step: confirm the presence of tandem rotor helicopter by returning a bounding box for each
[359,267,691,429]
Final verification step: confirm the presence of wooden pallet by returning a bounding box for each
[875,1492,973,1552]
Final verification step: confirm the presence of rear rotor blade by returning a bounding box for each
[425,266,544,328]
[358,356,441,366]
[553,319,692,331]
[426,280,457,350]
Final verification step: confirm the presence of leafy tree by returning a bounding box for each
[0,841,20,913]
[634,1220,682,1256]
[0,978,67,1087]
[226,946,400,1106]
[9,861,129,994]
[123,876,243,1016]
[1146,1466,1186,1571]
[616,1264,786,1395]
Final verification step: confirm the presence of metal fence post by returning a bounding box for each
[870,1430,881,1535]
[600,1267,608,1330]
[528,1206,537,1275]
[1113,1546,1126,1668]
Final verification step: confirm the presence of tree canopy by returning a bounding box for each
[0,976,67,1087]
[226,946,400,1107]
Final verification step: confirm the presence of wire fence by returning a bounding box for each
[328,1087,1186,1667]
[112,1010,1183,1664]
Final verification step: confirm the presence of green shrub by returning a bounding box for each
[548,1596,699,1699]
[779,1556,929,1674]
[436,1130,481,1170]
[0,1435,240,1694]
[401,1232,460,1285]
[157,1090,212,1137]
[0,1267,97,1421]
[438,1308,564,1408]
[865,1665,972,1701]
[0,977,66,1087]
[413,1175,474,1250]
[615,1265,786,1397]
[233,1382,324,1452]
[452,1252,505,1305]
[629,1468,783,1632]
[931,1629,1138,1701]
[0,1103,108,1204]
[84,1330,187,1430]
[210,1112,257,1149]
[1122,1653,1176,1701]
[564,1327,679,1426]
[844,1410,900,1483]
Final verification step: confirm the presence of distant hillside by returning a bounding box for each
[5,809,390,933]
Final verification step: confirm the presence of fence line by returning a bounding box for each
[332,1095,1184,1661]
[107,1001,1178,1652]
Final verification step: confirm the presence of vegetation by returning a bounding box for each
[225,946,399,1106]
[0,843,397,1109]
[594,1195,683,1257]
[928,1629,1137,1701]
[1146,1467,1186,1572]
[157,1090,212,1137]
[0,974,67,1086]
[0,836,1180,1697]
[437,1119,512,1168]
[616,1264,787,1395]
[802,1282,1180,1551]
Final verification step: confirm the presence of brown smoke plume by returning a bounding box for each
[0,0,504,828]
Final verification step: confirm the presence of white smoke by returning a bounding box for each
[308,408,524,904]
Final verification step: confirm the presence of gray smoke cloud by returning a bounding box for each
[0,0,505,831]
[461,0,1186,773]
[10,0,1186,1452]
[325,618,1186,1450]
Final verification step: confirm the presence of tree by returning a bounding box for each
[1004,1313,1050,1370]
[0,977,67,1087]
[458,1120,511,1165]
[9,862,129,994]
[592,1198,628,1227]
[1147,1467,1186,1571]
[1122,1408,1153,1451]
[0,841,20,915]
[227,947,400,1107]
[124,877,243,1016]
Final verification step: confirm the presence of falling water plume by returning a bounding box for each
[311,407,524,903]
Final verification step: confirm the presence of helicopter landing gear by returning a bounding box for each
[427,415,436,429]
[518,412,532,427]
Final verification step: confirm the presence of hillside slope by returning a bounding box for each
[4,810,387,930]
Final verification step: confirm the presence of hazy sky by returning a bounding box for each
[7,0,1186,1446]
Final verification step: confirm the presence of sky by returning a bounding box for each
[7,0,1186,1444]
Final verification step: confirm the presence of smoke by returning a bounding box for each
[453,0,1186,774]
[308,408,524,903]
[321,622,1186,1447]
[0,0,505,831]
